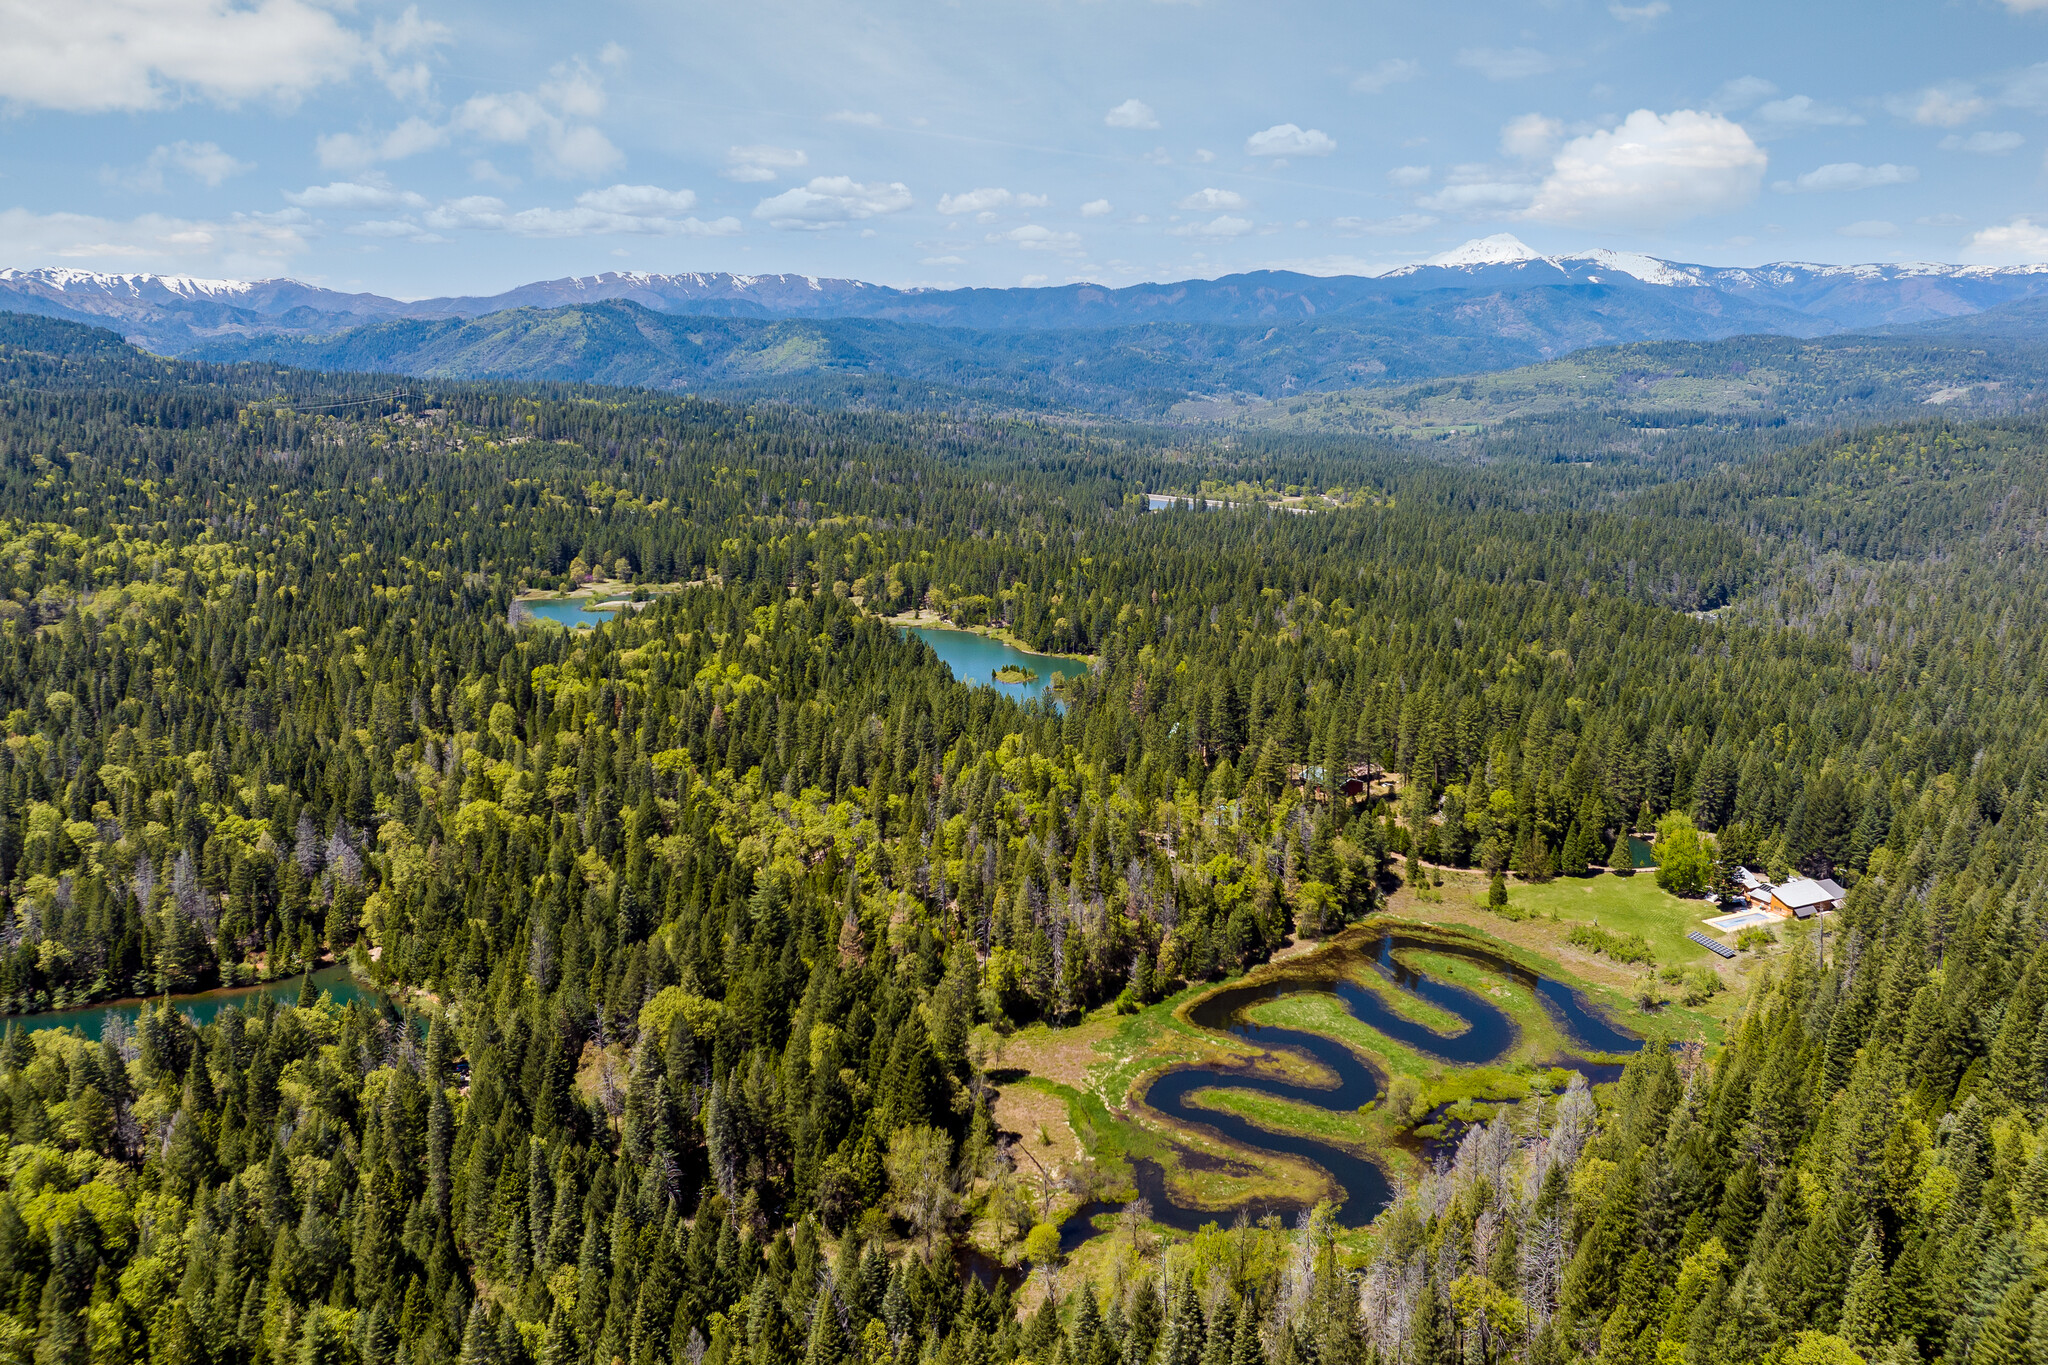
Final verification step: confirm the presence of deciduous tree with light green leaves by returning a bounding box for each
[1653,811,1714,897]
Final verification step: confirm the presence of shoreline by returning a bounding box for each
[511,577,709,604]
[1,957,352,1028]
[882,608,1095,664]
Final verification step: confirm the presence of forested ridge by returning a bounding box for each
[0,313,2043,1365]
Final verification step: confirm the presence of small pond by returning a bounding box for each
[905,626,1088,705]
[5,964,394,1041]
[522,596,633,629]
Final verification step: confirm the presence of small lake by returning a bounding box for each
[522,597,631,629]
[905,625,1088,705]
[5,964,391,1041]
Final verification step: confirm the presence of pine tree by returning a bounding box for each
[1230,1297,1263,1365]
[1839,1225,1888,1351]
[458,1300,502,1365]
[1204,1296,1238,1365]
[1561,822,1591,878]
[801,1284,846,1365]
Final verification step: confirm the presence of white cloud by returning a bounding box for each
[576,184,697,215]
[1105,99,1159,130]
[723,145,807,182]
[0,205,312,275]
[937,187,1048,216]
[1500,114,1563,159]
[0,0,440,113]
[1966,217,2048,262]
[826,110,883,126]
[1609,1,1670,23]
[1941,130,2024,153]
[1332,213,1437,236]
[168,141,251,188]
[450,66,622,179]
[285,180,428,210]
[108,140,254,192]
[540,62,605,119]
[1521,108,1765,226]
[1178,188,1250,211]
[542,126,623,179]
[1772,161,1918,192]
[1917,213,1967,227]
[1753,95,1865,131]
[469,159,518,188]
[1169,215,1254,238]
[317,118,447,171]
[1246,124,1336,157]
[1456,48,1555,81]
[754,175,912,230]
[346,219,439,241]
[2004,63,2048,111]
[1193,149,1216,164]
[1710,76,1778,111]
[421,196,506,229]
[452,93,548,145]
[421,187,737,238]
[1080,199,1113,217]
[1388,164,1432,186]
[1419,176,1538,214]
[2002,0,2048,9]
[322,59,618,180]
[1890,85,1988,127]
[1837,220,1899,238]
[1351,58,1419,94]
[988,224,1080,251]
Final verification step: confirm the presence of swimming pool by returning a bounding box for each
[1704,908,1774,932]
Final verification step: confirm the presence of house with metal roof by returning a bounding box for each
[1769,877,1847,919]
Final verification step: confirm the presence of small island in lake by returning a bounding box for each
[992,664,1038,684]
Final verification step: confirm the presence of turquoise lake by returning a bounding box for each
[905,625,1088,705]
[5,964,391,1040]
[522,596,630,629]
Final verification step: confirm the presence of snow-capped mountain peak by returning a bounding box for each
[1423,234,1546,268]
[0,267,259,301]
[12,247,2048,354]
[1558,249,1703,287]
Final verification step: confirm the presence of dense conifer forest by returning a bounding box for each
[0,311,2045,1365]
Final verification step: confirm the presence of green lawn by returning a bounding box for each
[1501,871,1722,966]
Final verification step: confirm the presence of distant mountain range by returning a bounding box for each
[7,236,2048,413]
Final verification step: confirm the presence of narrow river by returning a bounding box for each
[1134,930,1641,1230]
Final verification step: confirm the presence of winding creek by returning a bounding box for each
[1133,930,1642,1230]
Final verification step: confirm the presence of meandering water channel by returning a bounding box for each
[1134,930,1641,1230]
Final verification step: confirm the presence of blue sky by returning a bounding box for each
[5,0,2048,296]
